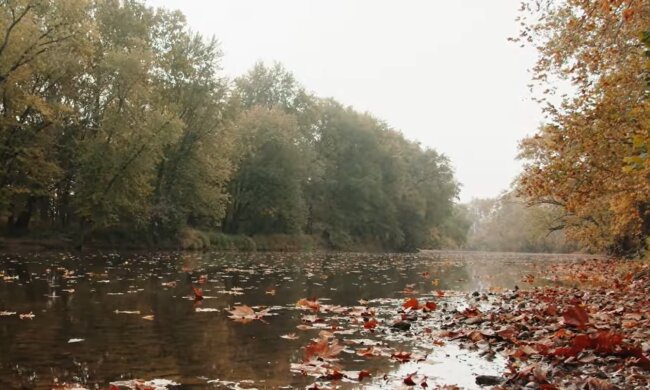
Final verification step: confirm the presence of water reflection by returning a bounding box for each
[0,250,595,389]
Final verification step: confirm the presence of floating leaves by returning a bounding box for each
[296,298,320,312]
[226,305,271,323]
[304,335,343,362]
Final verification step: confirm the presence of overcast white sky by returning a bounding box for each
[146,0,542,202]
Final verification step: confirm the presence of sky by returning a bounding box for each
[146,0,543,202]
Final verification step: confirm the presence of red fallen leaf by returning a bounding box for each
[553,328,569,339]
[363,318,378,329]
[618,346,650,369]
[435,290,445,297]
[192,286,203,300]
[461,307,481,318]
[551,346,579,358]
[497,328,516,340]
[304,336,343,361]
[584,378,614,390]
[622,320,637,328]
[438,330,460,338]
[403,374,416,386]
[402,297,419,310]
[592,331,622,354]
[466,330,484,342]
[423,301,436,311]
[562,305,589,329]
[545,305,557,316]
[297,298,321,312]
[391,351,411,362]
[356,346,382,357]
[534,343,550,355]
[358,370,371,381]
[323,370,344,380]
[227,305,270,324]
[572,334,591,350]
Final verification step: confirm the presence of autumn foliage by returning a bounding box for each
[516,0,650,254]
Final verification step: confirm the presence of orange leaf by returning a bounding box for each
[402,297,419,310]
[363,318,378,329]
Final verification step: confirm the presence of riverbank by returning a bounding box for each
[0,228,401,253]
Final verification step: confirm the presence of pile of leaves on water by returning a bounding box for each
[433,259,650,389]
[286,259,650,389]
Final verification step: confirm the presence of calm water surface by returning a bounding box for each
[0,250,596,389]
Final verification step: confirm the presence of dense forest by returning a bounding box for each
[514,0,650,256]
[0,0,463,251]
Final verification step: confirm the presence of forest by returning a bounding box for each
[0,0,463,251]
[1,0,649,257]
[0,1,650,390]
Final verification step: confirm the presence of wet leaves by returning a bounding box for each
[562,304,589,329]
[1,252,648,389]
[304,334,344,361]
[191,286,203,300]
[226,305,271,323]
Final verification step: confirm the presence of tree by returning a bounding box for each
[223,106,307,235]
[464,193,576,253]
[516,0,650,254]
[0,0,90,232]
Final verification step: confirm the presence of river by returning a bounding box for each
[0,250,598,389]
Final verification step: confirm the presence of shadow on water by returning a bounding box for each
[0,250,597,389]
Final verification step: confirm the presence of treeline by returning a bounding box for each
[515,1,650,256]
[462,193,578,253]
[0,0,462,251]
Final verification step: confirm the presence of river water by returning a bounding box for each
[0,250,597,389]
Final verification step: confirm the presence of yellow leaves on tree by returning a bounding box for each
[516,0,650,254]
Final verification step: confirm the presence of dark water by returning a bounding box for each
[0,250,595,390]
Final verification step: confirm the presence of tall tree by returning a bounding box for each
[223,106,307,235]
[516,0,650,254]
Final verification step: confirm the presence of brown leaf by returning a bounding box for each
[562,305,589,329]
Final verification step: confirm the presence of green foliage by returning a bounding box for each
[223,106,308,235]
[0,1,462,252]
[252,234,316,252]
[178,227,210,250]
[309,101,459,251]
